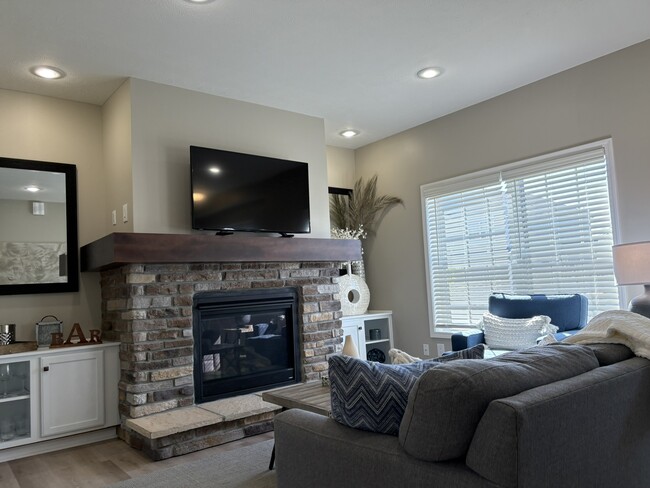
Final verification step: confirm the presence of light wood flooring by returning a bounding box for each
[0,431,274,488]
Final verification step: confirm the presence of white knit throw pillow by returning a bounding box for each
[482,312,558,350]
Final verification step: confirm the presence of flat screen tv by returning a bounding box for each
[190,146,311,236]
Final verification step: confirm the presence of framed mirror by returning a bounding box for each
[328,186,352,230]
[0,157,79,295]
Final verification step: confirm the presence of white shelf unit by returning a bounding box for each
[0,342,119,462]
[341,311,394,363]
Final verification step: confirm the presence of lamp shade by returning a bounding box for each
[341,335,359,358]
[612,241,650,285]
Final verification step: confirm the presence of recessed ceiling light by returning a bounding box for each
[30,65,66,80]
[340,130,359,138]
[24,186,41,193]
[208,166,221,174]
[417,67,443,79]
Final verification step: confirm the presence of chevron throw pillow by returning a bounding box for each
[329,344,484,435]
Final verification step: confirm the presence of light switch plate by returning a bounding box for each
[122,203,128,223]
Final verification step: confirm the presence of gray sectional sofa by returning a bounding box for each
[274,343,650,488]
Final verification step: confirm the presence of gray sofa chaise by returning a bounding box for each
[274,343,650,488]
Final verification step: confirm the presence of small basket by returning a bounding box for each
[36,315,63,348]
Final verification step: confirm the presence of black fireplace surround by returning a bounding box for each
[193,287,301,402]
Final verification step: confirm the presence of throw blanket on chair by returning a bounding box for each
[564,310,650,359]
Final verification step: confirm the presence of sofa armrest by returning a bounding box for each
[466,357,650,488]
[451,329,484,351]
[273,410,490,488]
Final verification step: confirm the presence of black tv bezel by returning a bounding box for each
[190,145,311,236]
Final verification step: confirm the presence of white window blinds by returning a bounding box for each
[421,142,619,329]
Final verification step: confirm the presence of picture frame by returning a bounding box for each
[36,316,63,347]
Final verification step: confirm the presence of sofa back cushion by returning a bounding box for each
[398,344,599,461]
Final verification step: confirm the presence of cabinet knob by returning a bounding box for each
[43,366,49,372]
[358,326,363,330]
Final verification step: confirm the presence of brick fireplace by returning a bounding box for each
[81,232,360,457]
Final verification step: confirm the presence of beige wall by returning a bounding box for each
[326,146,356,189]
[129,79,331,237]
[102,79,134,232]
[355,40,650,356]
[0,89,106,340]
[0,80,333,340]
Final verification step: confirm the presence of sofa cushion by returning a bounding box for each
[328,345,484,435]
[583,343,635,366]
[398,344,599,461]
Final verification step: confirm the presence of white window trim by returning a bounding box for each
[421,139,622,338]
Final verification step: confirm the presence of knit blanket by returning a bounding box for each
[564,310,650,360]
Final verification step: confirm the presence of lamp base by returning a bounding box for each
[629,285,650,319]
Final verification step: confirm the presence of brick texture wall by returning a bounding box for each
[99,261,342,420]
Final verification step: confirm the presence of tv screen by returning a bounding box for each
[190,146,311,235]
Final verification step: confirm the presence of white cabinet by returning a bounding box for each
[341,311,393,363]
[0,343,119,462]
[41,349,105,437]
[0,359,36,446]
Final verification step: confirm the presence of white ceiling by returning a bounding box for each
[2,0,649,149]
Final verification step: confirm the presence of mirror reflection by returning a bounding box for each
[0,157,78,294]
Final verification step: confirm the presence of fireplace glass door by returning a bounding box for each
[193,288,300,402]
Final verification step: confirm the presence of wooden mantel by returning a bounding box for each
[80,232,362,271]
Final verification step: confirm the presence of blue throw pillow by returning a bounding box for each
[329,344,484,435]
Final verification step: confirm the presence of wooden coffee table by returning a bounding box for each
[262,381,331,469]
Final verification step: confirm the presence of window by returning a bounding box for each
[421,140,619,333]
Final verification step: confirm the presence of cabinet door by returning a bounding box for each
[40,350,104,437]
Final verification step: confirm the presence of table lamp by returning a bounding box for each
[342,335,359,358]
[612,241,650,318]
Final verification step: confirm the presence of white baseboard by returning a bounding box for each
[0,427,118,463]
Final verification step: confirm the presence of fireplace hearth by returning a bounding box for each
[193,288,301,402]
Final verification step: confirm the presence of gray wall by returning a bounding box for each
[0,200,66,242]
[355,40,650,357]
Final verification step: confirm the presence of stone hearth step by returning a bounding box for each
[121,393,282,459]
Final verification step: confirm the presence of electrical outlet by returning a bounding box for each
[122,203,128,223]
[436,343,446,356]
[111,210,117,226]
[422,344,430,356]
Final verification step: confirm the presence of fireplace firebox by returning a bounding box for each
[193,287,301,403]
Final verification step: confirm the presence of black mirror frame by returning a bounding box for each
[328,186,353,197]
[0,157,79,295]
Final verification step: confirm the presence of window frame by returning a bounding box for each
[420,139,622,338]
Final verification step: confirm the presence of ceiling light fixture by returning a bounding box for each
[417,67,443,79]
[24,186,41,193]
[208,167,221,174]
[30,65,66,80]
[340,129,359,138]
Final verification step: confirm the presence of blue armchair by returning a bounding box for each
[451,293,589,352]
